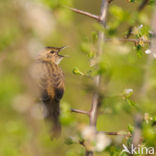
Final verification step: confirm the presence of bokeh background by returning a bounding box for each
[0,0,156,155]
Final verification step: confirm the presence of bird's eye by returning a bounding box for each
[50,50,55,54]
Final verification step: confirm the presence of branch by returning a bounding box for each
[86,2,109,156]
[99,131,132,137]
[105,38,150,44]
[118,38,150,43]
[89,0,108,127]
[71,108,89,115]
[68,1,115,156]
[99,0,109,26]
[68,7,101,22]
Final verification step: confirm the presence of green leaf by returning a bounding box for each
[110,5,129,22]
[126,99,136,107]
[152,116,156,122]
[96,62,106,75]
[72,67,84,76]
[149,0,155,5]
[64,137,75,145]
[128,124,134,134]
[129,0,135,2]
[143,124,156,146]
[80,42,90,54]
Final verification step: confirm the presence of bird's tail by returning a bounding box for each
[41,91,61,138]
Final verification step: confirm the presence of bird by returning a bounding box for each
[32,46,66,137]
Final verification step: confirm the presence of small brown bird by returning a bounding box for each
[33,46,66,137]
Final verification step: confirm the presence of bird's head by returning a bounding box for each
[38,46,67,64]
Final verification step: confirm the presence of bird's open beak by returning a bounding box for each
[58,46,69,57]
[59,46,69,51]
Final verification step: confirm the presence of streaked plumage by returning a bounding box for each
[33,46,65,137]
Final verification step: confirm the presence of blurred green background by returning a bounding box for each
[0,0,156,155]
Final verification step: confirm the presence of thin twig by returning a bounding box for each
[71,108,89,115]
[99,131,132,137]
[105,38,150,44]
[118,38,150,43]
[68,7,101,22]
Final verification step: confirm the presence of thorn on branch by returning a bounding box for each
[67,7,101,22]
[71,108,89,116]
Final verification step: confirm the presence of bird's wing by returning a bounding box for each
[47,64,64,100]
[32,62,64,99]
